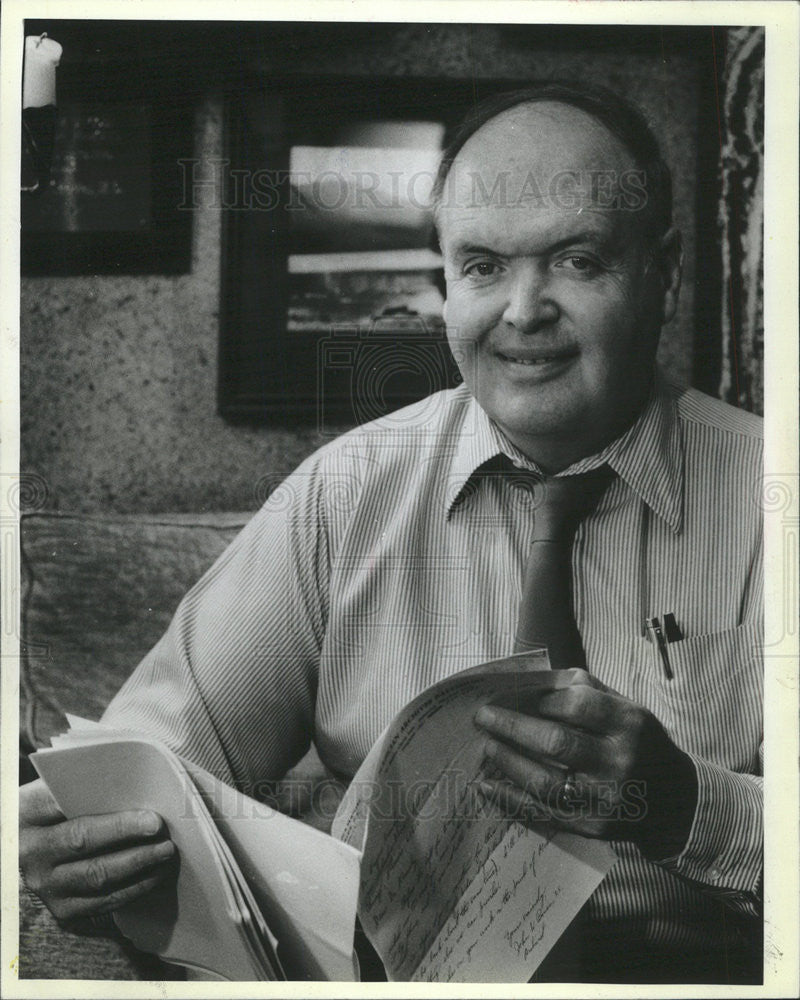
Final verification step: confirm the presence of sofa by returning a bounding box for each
[18,510,327,980]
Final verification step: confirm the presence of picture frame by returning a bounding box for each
[217,76,517,427]
[21,60,193,276]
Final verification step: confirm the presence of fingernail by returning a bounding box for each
[476,706,496,727]
[140,811,161,835]
[154,839,175,858]
[484,738,498,759]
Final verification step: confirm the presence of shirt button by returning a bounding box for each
[709,868,722,883]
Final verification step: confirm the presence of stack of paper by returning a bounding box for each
[31,719,361,982]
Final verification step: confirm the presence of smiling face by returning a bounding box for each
[438,101,679,471]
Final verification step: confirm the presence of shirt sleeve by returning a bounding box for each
[657,754,762,919]
[101,450,332,797]
[653,527,764,919]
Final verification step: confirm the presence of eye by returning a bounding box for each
[557,255,601,276]
[464,259,501,278]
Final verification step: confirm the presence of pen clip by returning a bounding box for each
[663,612,682,643]
[644,616,674,681]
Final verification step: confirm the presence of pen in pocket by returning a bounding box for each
[645,616,674,680]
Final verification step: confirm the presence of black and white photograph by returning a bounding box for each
[2,0,798,994]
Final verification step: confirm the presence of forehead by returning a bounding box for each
[437,101,640,248]
[441,207,627,261]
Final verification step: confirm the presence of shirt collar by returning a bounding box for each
[445,373,684,533]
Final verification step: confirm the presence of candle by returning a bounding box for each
[23,34,62,109]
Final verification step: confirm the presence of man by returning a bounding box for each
[19,82,763,983]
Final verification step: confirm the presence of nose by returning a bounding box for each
[501,264,559,333]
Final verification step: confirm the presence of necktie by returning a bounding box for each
[514,466,613,667]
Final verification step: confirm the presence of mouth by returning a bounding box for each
[495,349,579,368]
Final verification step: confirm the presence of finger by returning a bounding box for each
[574,668,610,693]
[19,779,66,826]
[563,668,598,689]
[537,687,648,756]
[51,866,176,923]
[53,839,176,897]
[476,706,594,770]
[478,779,552,825]
[536,684,625,733]
[44,810,166,861]
[482,748,599,830]
[483,738,563,802]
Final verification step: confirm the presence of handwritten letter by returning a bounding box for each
[332,655,616,982]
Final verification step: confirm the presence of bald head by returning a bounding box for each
[437,101,646,252]
[431,82,672,248]
[458,100,637,175]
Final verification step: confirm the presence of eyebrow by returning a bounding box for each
[448,229,618,259]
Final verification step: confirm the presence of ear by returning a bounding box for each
[656,228,683,324]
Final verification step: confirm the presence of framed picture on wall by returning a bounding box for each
[21,61,193,275]
[217,76,515,427]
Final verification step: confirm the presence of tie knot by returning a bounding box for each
[532,465,614,541]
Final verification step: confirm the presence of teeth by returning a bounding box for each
[501,354,556,365]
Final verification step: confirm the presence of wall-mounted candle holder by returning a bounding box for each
[21,33,62,195]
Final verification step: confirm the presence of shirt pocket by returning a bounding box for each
[640,622,762,771]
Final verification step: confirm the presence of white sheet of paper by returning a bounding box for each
[54,718,283,975]
[32,739,278,981]
[332,656,617,982]
[50,717,360,980]
[414,824,612,982]
[183,760,361,981]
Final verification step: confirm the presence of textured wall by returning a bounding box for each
[21,97,328,513]
[21,24,703,514]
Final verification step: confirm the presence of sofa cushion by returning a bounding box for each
[19,883,183,981]
[20,511,250,749]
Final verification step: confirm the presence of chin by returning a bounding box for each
[492,391,577,432]
[491,406,578,447]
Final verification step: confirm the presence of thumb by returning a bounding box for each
[574,667,611,693]
[20,778,65,826]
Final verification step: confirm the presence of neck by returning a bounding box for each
[505,384,655,474]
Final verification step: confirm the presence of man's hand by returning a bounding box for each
[474,671,698,859]
[19,779,177,930]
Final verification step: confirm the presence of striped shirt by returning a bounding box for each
[104,372,763,965]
